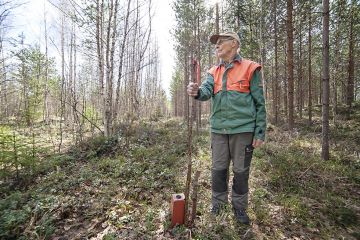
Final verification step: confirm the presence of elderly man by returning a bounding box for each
[187,32,266,225]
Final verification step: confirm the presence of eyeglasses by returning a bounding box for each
[215,37,234,45]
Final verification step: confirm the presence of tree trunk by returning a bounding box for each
[104,0,117,137]
[215,3,219,34]
[43,4,49,124]
[308,3,312,125]
[332,0,345,123]
[346,0,355,119]
[322,0,330,161]
[284,44,288,119]
[297,12,304,119]
[96,0,105,135]
[197,11,201,130]
[0,35,7,119]
[69,23,74,126]
[184,51,189,124]
[114,0,131,125]
[273,0,279,124]
[59,14,65,152]
[260,0,266,100]
[286,0,294,129]
[249,3,254,59]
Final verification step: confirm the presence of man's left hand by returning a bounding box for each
[252,139,264,148]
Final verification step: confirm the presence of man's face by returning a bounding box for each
[215,37,236,59]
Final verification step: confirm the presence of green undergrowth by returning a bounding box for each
[251,121,360,239]
[1,115,359,239]
[0,119,192,239]
[0,125,52,186]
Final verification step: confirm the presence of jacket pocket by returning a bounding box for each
[229,79,250,93]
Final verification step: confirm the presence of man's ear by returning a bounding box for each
[233,41,240,50]
[232,40,237,48]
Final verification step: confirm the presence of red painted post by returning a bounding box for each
[170,193,185,227]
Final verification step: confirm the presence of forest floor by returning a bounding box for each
[1,106,360,239]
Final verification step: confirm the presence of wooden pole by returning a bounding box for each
[184,59,198,225]
[190,170,201,227]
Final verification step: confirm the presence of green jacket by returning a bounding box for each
[195,55,267,140]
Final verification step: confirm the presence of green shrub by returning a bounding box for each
[0,192,31,238]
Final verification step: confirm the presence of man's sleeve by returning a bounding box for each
[195,73,214,101]
[250,69,267,141]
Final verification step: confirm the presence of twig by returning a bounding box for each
[242,229,252,238]
[298,162,317,179]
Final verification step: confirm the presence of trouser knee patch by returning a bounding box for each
[232,169,250,195]
[212,169,228,192]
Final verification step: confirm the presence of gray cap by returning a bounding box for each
[210,32,240,44]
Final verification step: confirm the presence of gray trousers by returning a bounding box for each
[211,132,254,210]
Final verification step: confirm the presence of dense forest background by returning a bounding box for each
[170,0,359,131]
[0,0,359,239]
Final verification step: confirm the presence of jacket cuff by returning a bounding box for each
[254,128,265,141]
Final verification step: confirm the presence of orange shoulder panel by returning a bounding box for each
[209,65,225,95]
[226,59,261,93]
[247,61,261,81]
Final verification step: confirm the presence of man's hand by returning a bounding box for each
[187,82,199,97]
[252,139,264,148]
